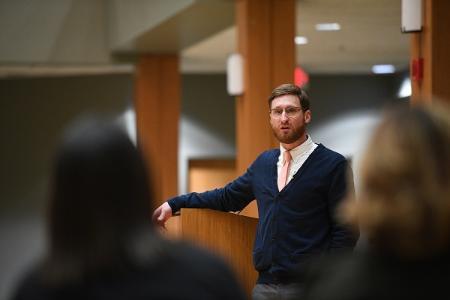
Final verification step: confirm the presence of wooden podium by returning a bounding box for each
[167,208,258,297]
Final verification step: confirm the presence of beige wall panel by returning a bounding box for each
[188,159,236,193]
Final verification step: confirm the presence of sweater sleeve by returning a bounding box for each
[327,159,359,251]
[167,165,255,213]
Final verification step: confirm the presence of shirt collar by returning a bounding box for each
[280,135,315,162]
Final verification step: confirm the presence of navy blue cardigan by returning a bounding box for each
[168,144,358,284]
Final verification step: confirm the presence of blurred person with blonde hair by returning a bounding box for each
[302,101,450,300]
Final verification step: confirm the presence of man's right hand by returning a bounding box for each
[152,202,173,227]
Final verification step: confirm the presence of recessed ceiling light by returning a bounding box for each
[315,23,341,31]
[372,64,396,74]
[294,36,308,45]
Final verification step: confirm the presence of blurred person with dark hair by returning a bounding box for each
[11,117,246,300]
[302,102,450,300]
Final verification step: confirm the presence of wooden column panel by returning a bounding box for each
[236,0,295,217]
[411,0,450,104]
[134,55,179,209]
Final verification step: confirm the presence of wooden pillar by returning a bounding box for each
[411,0,450,104]
[134,55,179,210]
[236,0,295,217]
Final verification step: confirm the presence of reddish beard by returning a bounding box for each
[272,124,306,144]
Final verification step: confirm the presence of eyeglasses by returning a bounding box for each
[269,106,302,119]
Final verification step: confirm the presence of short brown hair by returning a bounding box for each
[268,83,310,111]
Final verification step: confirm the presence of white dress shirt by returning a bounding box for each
[277,135,318,185]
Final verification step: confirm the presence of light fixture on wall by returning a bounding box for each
[226,53,244,96]
[294,36,308,45]
[401,0,422,32]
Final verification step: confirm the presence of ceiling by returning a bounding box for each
[0,0,410,77]
[181,0,410,74]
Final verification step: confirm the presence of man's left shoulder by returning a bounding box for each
[315,144,347,163]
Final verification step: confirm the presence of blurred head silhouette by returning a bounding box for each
[44,116,153,283]
[342,102,450,259]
